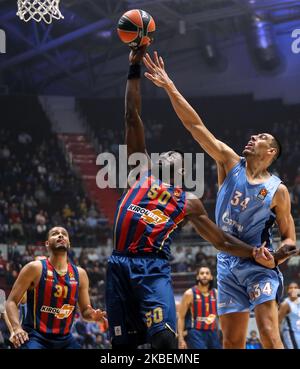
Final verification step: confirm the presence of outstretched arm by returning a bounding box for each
[272,184,297,265]
[185,194,297,267]
[143,52,240,172]
[125,46,150,161]
[186,196,257,258]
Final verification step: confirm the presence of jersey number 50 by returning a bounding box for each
[148,184,171,205]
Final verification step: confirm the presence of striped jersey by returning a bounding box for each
[113,170,186,259]
[185,287,218,331]
[23,259,79,335]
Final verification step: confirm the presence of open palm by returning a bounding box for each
[143,51,173,88]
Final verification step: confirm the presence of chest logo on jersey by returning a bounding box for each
[128,204,170,225]
[196,314,216,325]
[40,304,75,319]
[257,188,268,201]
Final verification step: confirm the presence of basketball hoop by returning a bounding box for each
[17,0,64,24]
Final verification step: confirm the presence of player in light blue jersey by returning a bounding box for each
[279,282,300,349]
[143,51,298,349]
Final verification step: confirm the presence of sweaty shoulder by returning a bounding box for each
[25,260,43,273]
[272,183,289,207]
[21,260,43,286]
[77,266,88,284]
[183,288,193,303]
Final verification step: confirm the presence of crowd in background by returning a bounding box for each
[0,96,299,349]
[0,127,110,247]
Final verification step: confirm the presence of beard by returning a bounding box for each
[198,280,210,286]
[48,241,69,253]
[54,245,68,252]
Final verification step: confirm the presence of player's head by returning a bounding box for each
[287,282,299,299]
[250,330,258,339]
[242,133,282,165]
[152,150,184,185]
[45,226,70,254]
[195,266,213,288]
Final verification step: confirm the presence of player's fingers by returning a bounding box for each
[13,335,21,347]
[154,51,160,67]
[18,333,25,345]
[143,57,156,74]
[263,248,273,260]
[286,250,299,257]
[263,249,273,260]
[159,56,165,70]
[23,332,29,341]
[256,247,264,257]
[145,53,157,69]
[144,72,157,82]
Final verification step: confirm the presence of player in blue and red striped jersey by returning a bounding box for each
[5,226,107,349]
[105,46,292,350]
[178,266,221,349]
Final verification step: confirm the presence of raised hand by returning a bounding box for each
[129,44,149,65]
[143,51,173,88]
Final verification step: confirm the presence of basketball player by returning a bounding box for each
[279,282,300,349]
[178,266,221,349]
[105,45,294,350]
[143,51,298,348]
[6,226,106,349]
[4,256,45,346]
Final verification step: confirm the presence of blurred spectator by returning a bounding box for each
[246,330,262,349]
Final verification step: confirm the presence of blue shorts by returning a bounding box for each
[105,252,176,346]
[217,253,284,316]
[21,328,81,349]
[282,330,300,349]
[186,329,222,349]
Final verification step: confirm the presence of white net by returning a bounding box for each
[17,0,64,24]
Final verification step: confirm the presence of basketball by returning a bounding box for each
[117,9,156,48]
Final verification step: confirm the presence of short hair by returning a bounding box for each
[196,265,212,276]
[47,226,68,240]
[270,135,282,161]
[288,281,299,288]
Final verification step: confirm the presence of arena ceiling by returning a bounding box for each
[0,0,299,96]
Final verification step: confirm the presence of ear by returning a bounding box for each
[268,147,277,156]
